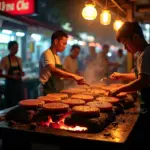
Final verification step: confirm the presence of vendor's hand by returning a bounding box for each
[73,75,85,85]
[110,72,122,80]
[108,88,120,97]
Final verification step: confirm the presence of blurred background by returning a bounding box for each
[0,0,149,100]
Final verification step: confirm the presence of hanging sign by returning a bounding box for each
[0,0,35,15]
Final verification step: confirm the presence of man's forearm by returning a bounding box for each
[118,79,145,93]
[121,73,136,81]
[48,65,75,79]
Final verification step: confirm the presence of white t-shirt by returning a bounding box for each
[39,49,61,84]
[117,56,127,73]
[137,46,150,76]
[63,56,78,74]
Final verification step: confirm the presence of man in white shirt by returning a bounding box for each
[63,45,80,87]
[116,48,127,73]
[39,30,85,95]
[63,44,80,74]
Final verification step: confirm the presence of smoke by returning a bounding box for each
[62,52,109,89]
[83,54,108,84]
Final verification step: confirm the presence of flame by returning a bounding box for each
[40,112,87,132]
[40,116,52,127]
[51,120,87,131]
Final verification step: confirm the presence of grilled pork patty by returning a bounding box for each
[19,99,44,108]
[61,99,85,107]
[72,105,100,118]
[71,94,94,102]
[42,103,69,113]
[86,101,113,111]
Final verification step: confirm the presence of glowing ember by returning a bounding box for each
[40,116,52,127]
[51,120,87,131]
[40,112,87,132]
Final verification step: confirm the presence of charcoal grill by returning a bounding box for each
[0,99,140,150]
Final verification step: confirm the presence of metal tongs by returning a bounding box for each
[100,77,108,82]
[84,82,91,88]
[78,79,91,88]
[83,80,93,90]
[100,77,111,83]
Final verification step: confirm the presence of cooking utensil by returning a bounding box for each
[100,77,110,82]
[84,82,90,87]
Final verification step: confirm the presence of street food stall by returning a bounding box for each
[0,0,150,150]
[0,82,140,150]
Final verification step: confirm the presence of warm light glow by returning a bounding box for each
[96,43,102,49]
[82,4,97,20]
[89,42,96,47]
[113,20,124,31]
[40,116,52,127]
[100,10,111,25]
[111,130,122,142]
[40,112,88,132]
[53,120,87,131]
[68,35,74,41]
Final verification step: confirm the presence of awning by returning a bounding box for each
[0,11,60,32]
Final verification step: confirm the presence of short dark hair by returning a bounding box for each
[8,41,18,50]
[118,48,123,53]
[103,44,109,49]
[51,30,68,44]
[116,22,145,42]
[71,44,80,51]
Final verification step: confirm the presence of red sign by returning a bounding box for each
[0,0,35,15]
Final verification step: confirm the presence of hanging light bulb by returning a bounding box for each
[82,1,97,20]
[113,19,124,31]
[100,9,111,25]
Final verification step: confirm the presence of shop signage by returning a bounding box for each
[0,0,35,15]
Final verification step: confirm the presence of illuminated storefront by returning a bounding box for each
[25,27,53,63]
[0,0,36,61]
[0,28,26,60]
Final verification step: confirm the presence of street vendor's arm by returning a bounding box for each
[46,64,85,84]
[43,51,85,84]
[110,72,136,81]
[110,49,150,96]
[111,74,150,96]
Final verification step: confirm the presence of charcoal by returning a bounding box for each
[8,120,17,127]
[5,106,37,123]
[33,111,49,124]
[0,116,5,121]
[120,94,135,109]
[30,122,38,130]
[104,132,111,136]
[113,103,124,114]
[65,113,116,133]
[33,110,59,123]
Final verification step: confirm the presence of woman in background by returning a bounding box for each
[0,41,25,108]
